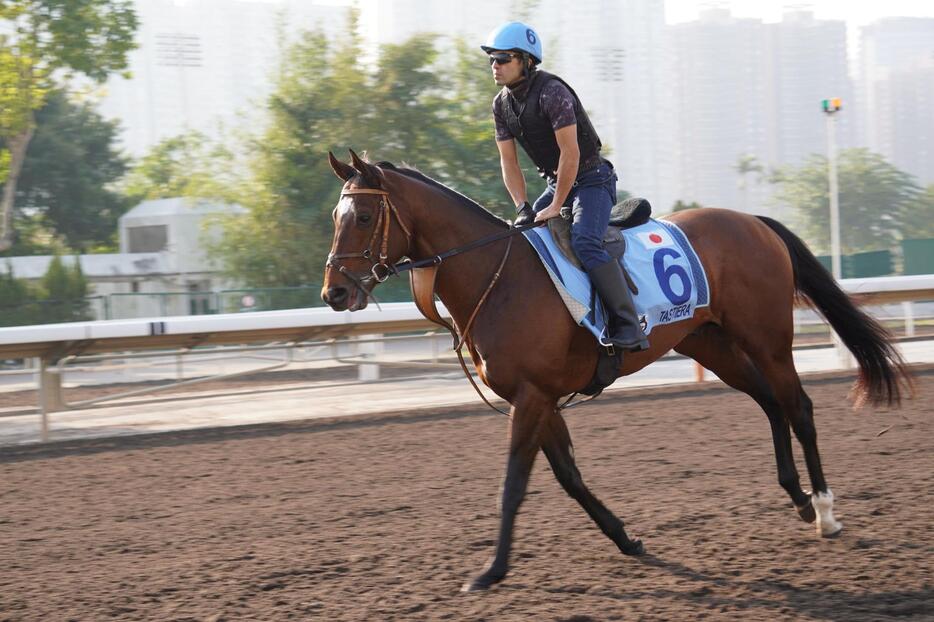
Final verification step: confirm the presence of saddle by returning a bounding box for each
[549,197,652,270]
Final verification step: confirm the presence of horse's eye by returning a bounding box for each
[357,212,372,225]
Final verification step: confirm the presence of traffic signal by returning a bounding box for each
[822,98,842,113]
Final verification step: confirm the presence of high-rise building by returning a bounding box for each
[859,17,934,185]
[668,9,769,212]
[765,10,851,168]
[96,0,349,156]
[668,9,852,215]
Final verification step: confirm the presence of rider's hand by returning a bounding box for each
[513,201,535,227]
[534,203,562,223]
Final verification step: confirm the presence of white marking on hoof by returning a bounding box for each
[812,489,843,537]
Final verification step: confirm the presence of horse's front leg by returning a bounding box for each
[462,390,552,592]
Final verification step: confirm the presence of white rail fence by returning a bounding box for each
[2,276,933,442]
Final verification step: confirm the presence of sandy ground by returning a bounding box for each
[0,371,931,621]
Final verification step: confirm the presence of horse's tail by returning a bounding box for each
[756,216,912,407]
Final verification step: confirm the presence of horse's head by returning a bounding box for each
[321,150,413,311]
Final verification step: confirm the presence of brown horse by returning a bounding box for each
[322,150,910,592]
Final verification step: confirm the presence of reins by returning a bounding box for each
[328,186,596,416]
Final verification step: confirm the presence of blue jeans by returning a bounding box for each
[532,161,618,271]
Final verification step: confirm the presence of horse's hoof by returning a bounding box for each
[619,538,645,556]
[796,501,817,524]
[820,521,843,538]
[461,570,504,592]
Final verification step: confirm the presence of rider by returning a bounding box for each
[483,21,649,352]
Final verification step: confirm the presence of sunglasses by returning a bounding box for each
[488,52,519,66]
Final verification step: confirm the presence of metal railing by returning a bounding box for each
[0,282,418,326]
[3,276,933,443]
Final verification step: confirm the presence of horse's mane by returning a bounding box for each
[375,161,508,228]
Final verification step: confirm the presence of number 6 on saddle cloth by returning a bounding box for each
[522,197,710,350]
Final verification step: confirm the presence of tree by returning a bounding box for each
[0,256,89,326]
[425,37,523,213]
[900,184,934,239]
[121,130,239,205]
[209,19,514,287]
[209,21,375,288]
[12,89,129,253]
[0,262,34,326]
[769,148,921,253]
[671,200,704,212]
[0,0,137,251]
[734,153,763,213]
[37,255,89,323]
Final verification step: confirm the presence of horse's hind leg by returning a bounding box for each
[695,318,842,537]
[540,410,644,556]
[754,356,842,537]
[675,326,815,524]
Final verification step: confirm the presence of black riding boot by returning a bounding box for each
[588,258,649,352]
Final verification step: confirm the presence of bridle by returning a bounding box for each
[326,185,542,307]
[326,188,413,293]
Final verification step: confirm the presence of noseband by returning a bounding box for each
[326,188,414,290]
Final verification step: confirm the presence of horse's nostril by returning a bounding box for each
[325,286,348,305]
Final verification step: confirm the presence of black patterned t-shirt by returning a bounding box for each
[493,79,578,142]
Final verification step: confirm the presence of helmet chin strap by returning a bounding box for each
[506,55,534,89]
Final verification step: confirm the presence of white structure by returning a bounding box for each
[4,198,246,319]
[669,9,769,212]
[765,11,852,169]
[858,17,934,186]
[668,9,851,215]
[97,0,349,156]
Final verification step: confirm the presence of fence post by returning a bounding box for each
[430,331,440,364]
[357,334,382,381]
[38,358,65,442]
[902,301,915,338]
[832,330,854,369]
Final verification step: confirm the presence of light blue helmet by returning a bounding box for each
[480,21,542,64]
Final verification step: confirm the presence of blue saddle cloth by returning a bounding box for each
[522,219,710,346]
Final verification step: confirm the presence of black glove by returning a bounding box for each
[513,201,534,227]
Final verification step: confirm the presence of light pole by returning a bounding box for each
[822,97,842,280]
[822,97,850,368]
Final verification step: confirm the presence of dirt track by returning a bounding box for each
[1,372,931,621]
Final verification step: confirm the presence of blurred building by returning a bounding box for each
[97,0,349,157]
[765,10,852,168]
[5,199,245,318]
[668,9,851,215]
[669,9,769,212]
[858,17,934,185]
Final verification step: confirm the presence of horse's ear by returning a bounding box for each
[328,151,356,181]
[349,148,382,187]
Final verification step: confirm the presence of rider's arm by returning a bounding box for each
[551,124,579,208]
[534,124,579,221]
[496,138,528,207]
